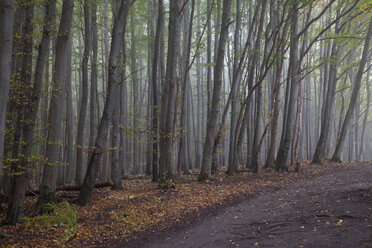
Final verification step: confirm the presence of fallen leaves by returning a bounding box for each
[0,161,356,247]
[335,219,343,226]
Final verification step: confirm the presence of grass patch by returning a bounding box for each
[25,200,77,243]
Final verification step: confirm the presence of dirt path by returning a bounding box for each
[132,163,372,248]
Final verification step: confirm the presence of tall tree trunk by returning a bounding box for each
[151,0,164,182]
[177,0,195,176]
[265,59,283,168]
[65,36,73,184]
[195,0,202,169]
[0,0,14,188]
[99,0,110,181]
[145,0,155,176]
[357,62,370,161]
[130,12,140,175]
[206,0,212,119]
[111,0,128,190]
[331,18,372,162]
[2,3,27,197]
[89,0,98,171]
[231,0,267,173]
[77,0,133,206]
[32,0,74,215]
[159,0,182,184]
[4,0,34,224]
[227,0,241,174]
[198,0,232,181]
[275,1,299,172]
[312,19,340,164]
[111,99,122,189]
[119,10,129,178]
[76,0,91,185]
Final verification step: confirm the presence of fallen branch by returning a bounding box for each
[26,182,112,196]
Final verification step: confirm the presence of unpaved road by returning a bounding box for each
[134,163,372,248]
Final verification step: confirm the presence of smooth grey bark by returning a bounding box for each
[250,0,270,173]
[186,83,194,170]
[111,98,122,190]
[38,49,50,186]
[275,1,299,172]
[0,0,14,185]
[231,0,267,174]
[264,1,283,169]
[312,21,340,164]
[265,10,287,168]
[32,0,74,215]
[195,0,202,169]
[212,0,260,174]
[120,23,129,177]
[119,82,128,175]
[77,0,133,206]
[177,0,194,176]
[145,0,155,176]
[111,0,127,190]
[4,0,34,224]
[332,18,372,162]
[118,3,129,177]
[130,12,140,175]
[358,61,370,161]
[227,0,241,174]
[2,2,27,197]
[65,35,73,184]
[251,82,263,172]
[304,73,312,160]
[198,0,232,181]
[159,0,182,184]
[151,0,164,182]
[247,0,269,172]
[264,65,282,168]
[354,95,360,161]
[206,0,212,120]
[76,0,91,185]
[89,0,98,167]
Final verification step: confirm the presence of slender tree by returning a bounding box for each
[32,0,74,215]
[130,11,140,174]
[312,18,341,164]
[177,0,195,176]
[151,0,164,182]
[0,0,14,185]
[358,62,370,161]
[158,0,182,184]
[76,0,91,185]
[332,18,372,162]
[89,0,98,172]
[4,0,36,224]
[198,0,232,181]
[274,1,299,172]
[77,0,133,206]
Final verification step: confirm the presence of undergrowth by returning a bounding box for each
[25,200,77,244]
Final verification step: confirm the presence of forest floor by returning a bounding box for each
[0,161,371,247]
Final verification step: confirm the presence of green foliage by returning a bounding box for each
[25,201,77,243]
[159,178,176,189]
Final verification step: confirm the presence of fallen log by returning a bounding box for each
[26,181,112,196]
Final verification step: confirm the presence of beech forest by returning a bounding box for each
[0,0,372,247]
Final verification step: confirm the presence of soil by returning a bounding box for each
[127,163,372,248]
